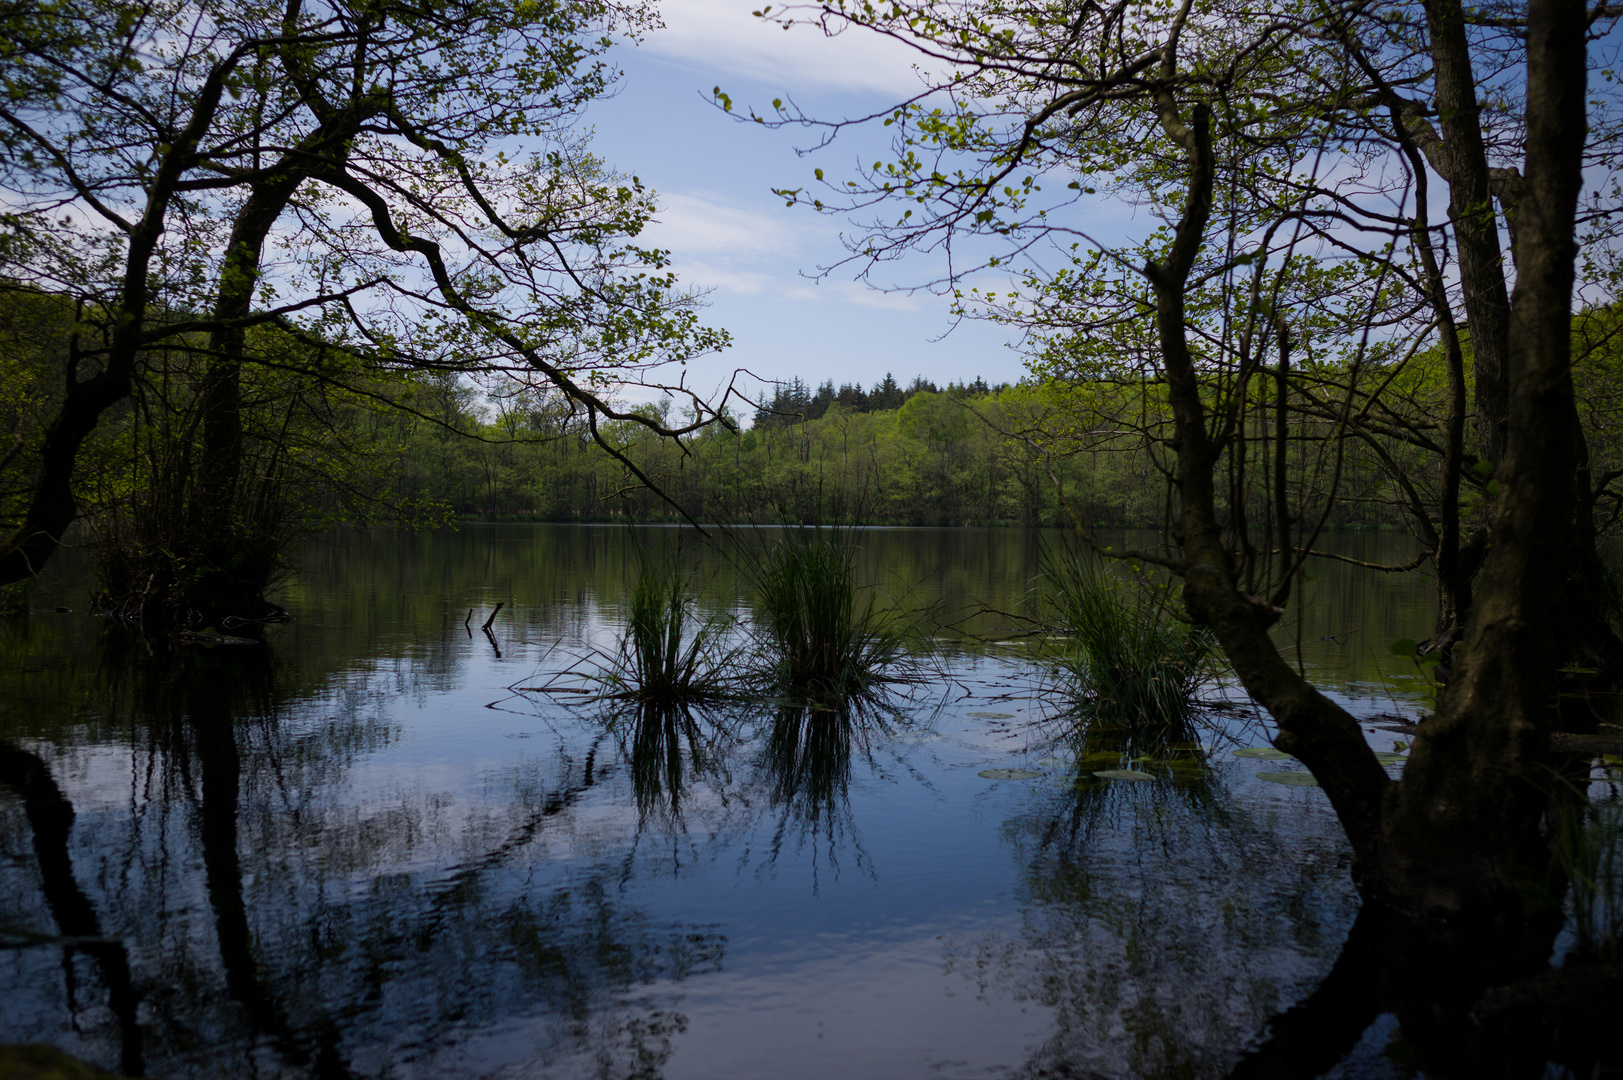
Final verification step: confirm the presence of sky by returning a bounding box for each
[584,2,1035,413]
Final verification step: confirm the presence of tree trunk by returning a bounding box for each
[195,171,304,543]
[1418,0,1514,470]
[1151,0,1594,929]
[1372,0,1590,926]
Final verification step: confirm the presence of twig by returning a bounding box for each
[481,602,504,631]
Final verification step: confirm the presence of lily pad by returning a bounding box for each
[1093,769,1156,781]
[1257,771,1320,787]
[1373,752,1407,765]
[979,768,1042,780]
[967,712,1016,720]
[1234,747,1293,760]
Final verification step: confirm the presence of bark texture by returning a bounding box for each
[1370,0,1591,925]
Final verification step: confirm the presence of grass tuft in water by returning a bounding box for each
[748,529,914,697]
[1041,543,1215,729]
[596,552,742,703]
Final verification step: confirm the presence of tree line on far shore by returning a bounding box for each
[375,319,1623,534]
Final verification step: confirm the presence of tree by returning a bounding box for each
[734,0,1617,933]
[0,0,733,604]
[869,372,903,410]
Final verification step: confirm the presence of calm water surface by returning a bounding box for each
[0,526,1436,1079]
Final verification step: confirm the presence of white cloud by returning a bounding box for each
[645,188,839,299]
[640,1,932,99]
[646,190,805,258]
[828,280,925,311]
[674,260,776,295]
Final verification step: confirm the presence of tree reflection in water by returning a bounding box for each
[935,713,1359,1079]
[5,523,1616,1078]
[0,637,726,1079]
[0,743,144,1076]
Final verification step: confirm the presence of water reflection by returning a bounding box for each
[0,743,143,1076]
[757,698,902,884]
[0,633,726,1079]
[950,711,1360,1078]
[11,526,1610,1079]
[1232,902,1577,1079]
[1051,714,1229,838]
[609,701,736,828]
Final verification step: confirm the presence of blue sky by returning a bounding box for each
[586,2,1033,412]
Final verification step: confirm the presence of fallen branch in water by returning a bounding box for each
[481,603,505,631]
[1551,731,1623,755]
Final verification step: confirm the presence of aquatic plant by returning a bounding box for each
[595,553,742,703]
[747,529,914,696]
[1041,544,1215,728]
[1552,793,1622,960]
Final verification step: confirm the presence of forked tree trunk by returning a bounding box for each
[1155,0,1591,928]
[1370,0,1589,923]
[195,171,304,543]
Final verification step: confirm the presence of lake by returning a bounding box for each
[1,525,1444,1079]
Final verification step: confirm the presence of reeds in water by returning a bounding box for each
[1553,794,1622,960]
[1042,544,1214,728]
[596,553,742,703]
[748,529,913,696]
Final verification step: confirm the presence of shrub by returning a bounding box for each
[595,552,742,703]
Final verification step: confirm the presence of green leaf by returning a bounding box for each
[1257,771,1320,787]
[978,768,1042,780]
[1473,460,1495,478]
[1389,638,1418,657]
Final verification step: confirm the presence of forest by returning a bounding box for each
[10,287,1623,547]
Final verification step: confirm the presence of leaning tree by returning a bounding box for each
[731,0,1618,931]
[0,0,735,617]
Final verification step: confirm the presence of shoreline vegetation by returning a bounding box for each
[328,333,1623,533]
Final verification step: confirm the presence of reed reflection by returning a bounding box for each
[609,700,738,829]
[1050,713,1229,843]
[757,696,901,882]
[962,710,1357,1078]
